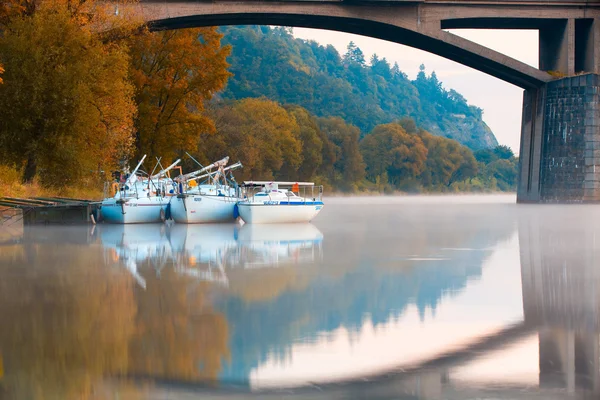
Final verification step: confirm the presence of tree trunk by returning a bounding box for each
[22,155,37,183]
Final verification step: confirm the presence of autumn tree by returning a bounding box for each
[128,28,231,164]
[360,123,427,189]
[317,116,365,191]
[204,98,302,180]
[284,105,325,181]
[0,0,138,186]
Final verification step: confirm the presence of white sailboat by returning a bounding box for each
[100,156,180,224]
[169,156,243,224]
[237,181,324,224]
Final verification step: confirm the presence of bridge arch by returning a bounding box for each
[141,1,551,89]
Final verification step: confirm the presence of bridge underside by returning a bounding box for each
[140,0,600,202]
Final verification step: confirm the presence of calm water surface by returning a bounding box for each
[1,194,599,399]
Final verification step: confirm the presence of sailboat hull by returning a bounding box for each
[100,197,169,224]
[237,202,323,224]
[170,195,238,224]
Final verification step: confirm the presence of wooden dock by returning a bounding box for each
[0,197,100,225]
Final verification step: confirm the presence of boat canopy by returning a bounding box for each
[242,181,314,187]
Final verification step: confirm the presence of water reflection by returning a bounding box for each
[98,223,324,289]
[520,206,600,394]
[447,206,600,400]
[4,198,600,399]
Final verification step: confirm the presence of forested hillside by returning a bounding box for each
[198,98,517,193]
[220,26,498,150]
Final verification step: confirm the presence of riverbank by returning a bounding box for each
[2,164,514,201]
[0,166,102,200]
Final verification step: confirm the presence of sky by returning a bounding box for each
[291,28,539,154]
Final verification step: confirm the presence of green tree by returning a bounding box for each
[344,41,365,65]
[486,158,518,191]
[418,130,478,189]
[493,144,515,160]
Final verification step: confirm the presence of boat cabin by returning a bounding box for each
[242,181,323,203]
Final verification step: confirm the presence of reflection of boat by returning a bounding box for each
[167,224,238,285]
[235,223,323,268]
[101,156,180,224]
[238,182,324,224]
[98,222,324,287]
[99,224,171,288]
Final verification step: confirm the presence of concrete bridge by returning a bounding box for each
[139,0,600,203]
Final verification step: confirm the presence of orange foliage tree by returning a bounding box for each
[128,28,231,164]
[0,0,141,187]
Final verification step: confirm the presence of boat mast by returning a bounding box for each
[186,162,242,184]
[150,159,181,180]
[180,156,230,182]
[126,154,147,186]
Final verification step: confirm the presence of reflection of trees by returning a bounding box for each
[0,227,230,399]
[218,203,517,384]
[129,266,229,382]
[0,242,136,400]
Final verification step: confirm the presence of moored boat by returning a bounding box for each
[100,156,180,224]
[237,181,324,224]
[170,156,243,224]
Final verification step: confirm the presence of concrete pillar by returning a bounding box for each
[517,88,545,202]
[518,74,600,203]
[595,19,600,74]
[540,19,575,75]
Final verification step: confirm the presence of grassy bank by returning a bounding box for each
[0,166,102,200]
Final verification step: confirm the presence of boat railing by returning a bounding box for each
[103,179,140,200]
[243,183,323,203]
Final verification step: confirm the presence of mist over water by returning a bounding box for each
[1,195,599,399]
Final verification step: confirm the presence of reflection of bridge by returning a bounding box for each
[138,0,600,203]
[520,207,600,393]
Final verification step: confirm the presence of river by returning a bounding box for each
[0,194,598,399]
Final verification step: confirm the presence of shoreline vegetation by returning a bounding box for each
[0,1,516,200]
[0,177,515,202]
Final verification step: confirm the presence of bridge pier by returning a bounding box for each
[518,74,600,203]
